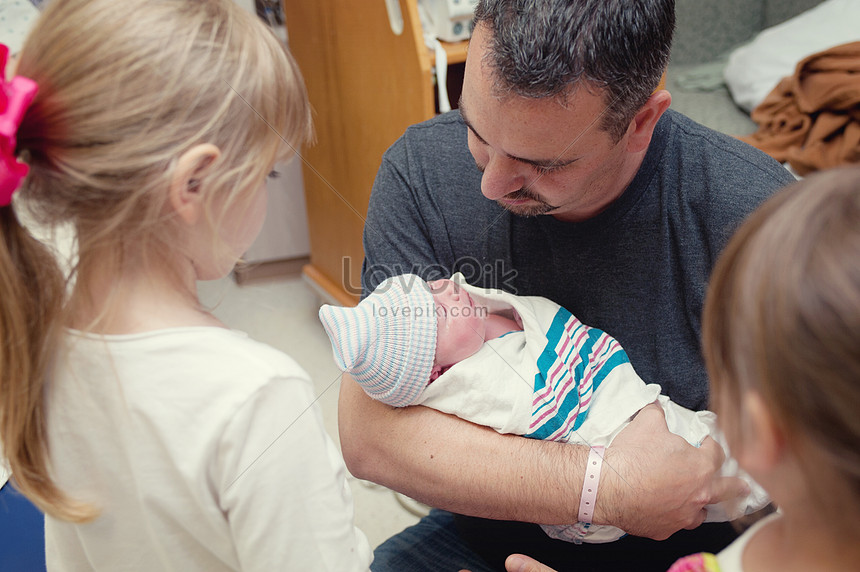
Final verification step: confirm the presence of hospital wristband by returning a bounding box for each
[578,445,605,524]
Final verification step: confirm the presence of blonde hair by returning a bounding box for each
[703,166,860,534]
[1,0,312,521]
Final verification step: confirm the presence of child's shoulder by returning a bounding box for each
[209,328,305,372]
[669,513,782,572]
[74,326,311,395]
[168,327,309,383]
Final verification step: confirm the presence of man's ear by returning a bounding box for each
[737,390,784,474]
[624,90,672,154]
[169,143,222,225]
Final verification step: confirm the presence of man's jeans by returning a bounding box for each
[372,509,496,572]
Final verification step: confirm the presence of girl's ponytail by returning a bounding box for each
[0,207,94,522]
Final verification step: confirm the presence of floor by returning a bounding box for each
[197,266,423,550]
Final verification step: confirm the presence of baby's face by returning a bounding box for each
[428,279,487,368]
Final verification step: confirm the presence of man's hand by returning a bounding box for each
[596,402,750,540]
[504,554,559,572]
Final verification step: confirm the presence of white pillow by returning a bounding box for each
[724,0,860,112]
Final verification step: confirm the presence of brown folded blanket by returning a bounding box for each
[739,41,860,176]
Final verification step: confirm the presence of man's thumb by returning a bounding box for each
[505,554,557,572]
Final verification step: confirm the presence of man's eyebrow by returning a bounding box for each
[459,99,580,169]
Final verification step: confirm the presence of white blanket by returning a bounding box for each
[417,275,769,543]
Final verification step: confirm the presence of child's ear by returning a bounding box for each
[169,143,222,225]
[738,390,784,474]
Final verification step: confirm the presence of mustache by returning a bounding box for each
[506,187,545,203]
[495,189,558,217]
[505,188,558,210]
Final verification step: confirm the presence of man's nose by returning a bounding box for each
[480,155,527,200]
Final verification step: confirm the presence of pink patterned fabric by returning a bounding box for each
[668,552,722,572]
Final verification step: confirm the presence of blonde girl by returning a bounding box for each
[0,0,371,569]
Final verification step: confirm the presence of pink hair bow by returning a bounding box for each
[0,43,38,207]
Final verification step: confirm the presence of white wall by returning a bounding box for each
[234,0,310,262]
[233,0,256,16]
[245,156,311,262]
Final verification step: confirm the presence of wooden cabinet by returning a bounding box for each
[283,0,468,306]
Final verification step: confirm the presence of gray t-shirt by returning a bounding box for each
[361,108,793,569]
[363,108,795,410]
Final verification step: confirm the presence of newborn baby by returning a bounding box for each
[319,273,769,543]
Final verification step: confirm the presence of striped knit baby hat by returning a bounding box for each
[318,274,437,407]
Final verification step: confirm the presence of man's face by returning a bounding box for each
[460,25,642,222]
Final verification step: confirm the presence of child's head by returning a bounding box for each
[319,275,488,406]
[703,166,860,532]
[16,0,312,287]
[0,0,312,522]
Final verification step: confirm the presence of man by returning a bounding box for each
[338,1,795,570]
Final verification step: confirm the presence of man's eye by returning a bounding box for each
[533,164,561,176]
[267,170,281,179]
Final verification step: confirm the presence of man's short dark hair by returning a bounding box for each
[473,0,675,141]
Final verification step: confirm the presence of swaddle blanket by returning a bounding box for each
[417,274,769,543]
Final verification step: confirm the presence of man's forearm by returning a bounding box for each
[340,381,747,539]
[338,374,588,524]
